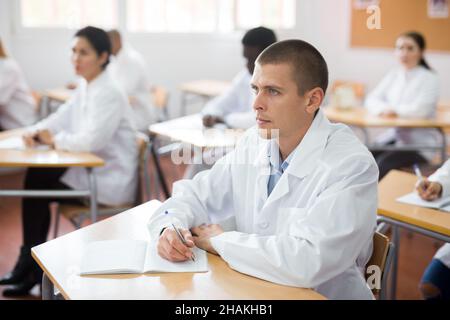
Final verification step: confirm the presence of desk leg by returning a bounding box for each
[439,128,447,165]
[149,140,171,199]
[87,168,98,223]
[390,225,400,300]
[42,273,54,300]
[180,92,187,117]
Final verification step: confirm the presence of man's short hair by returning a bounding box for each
[242,27,277,51]
[256,39,329,95]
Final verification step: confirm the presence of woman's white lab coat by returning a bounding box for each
[428,159,450,268]
[202,69,255,129]
[30,70,138,206]
[148,109,379,300]
[0,57,37,130]
[365,66,440,161]
[108,44,155,132]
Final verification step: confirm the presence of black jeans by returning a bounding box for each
[22,168,83,248]
[371,150,427,180]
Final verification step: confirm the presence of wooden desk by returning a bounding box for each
[179,80,230,116]
[378,170,450,299]
[32,200,325,300]
[148,114,244,198]
[150,114,243,148]
[0,129,104,222]
[324,106,450,163]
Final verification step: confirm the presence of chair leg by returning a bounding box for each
[53,206,61,239]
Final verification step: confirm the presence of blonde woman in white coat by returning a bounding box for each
[0,38,37,130]
[0,26,138,297]
[365,31,439,179]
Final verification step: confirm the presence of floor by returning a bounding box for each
[0,158,444,300]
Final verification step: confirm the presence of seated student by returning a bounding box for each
[0,37,37,130]
[416,161,450,300]
[0,26,138,297]
[148,40,379,300]
[202,26,277,129]
[107,29,155,132]
[364,31,439,179]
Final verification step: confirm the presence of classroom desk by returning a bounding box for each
[0,129,104,222]
[40,88,73,119]
[378,170,450,299]
[148,114,244,198]
[179,80,230,116]
[32,200,325,300]
[324,106,450,163]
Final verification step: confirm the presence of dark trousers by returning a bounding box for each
[371,150,427,180]
[22,168,82,248]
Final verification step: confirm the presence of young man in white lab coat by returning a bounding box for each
[202,27,277,130]
[108,30,155,132]
[416,161,450,300]
[148,40,379,300]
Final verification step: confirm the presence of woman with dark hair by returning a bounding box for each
[0,26,138,296]
[0,37,37,130]
[365,31,440,179]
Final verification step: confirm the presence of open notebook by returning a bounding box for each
[396,192,450,212]
[80,240,208,275]
[0,136,50,151]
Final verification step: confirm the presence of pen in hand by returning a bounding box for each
[414,164,425,191]
[171,223,196,262]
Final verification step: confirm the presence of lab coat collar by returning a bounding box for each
[86,70,109,92]
[253,108,331,206]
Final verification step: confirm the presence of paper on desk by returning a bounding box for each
[396,192,450,211]
[0,136,50,151]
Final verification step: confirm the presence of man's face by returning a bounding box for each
[251,62,313,140]
[243,45,262,75]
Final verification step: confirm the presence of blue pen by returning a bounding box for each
[165,211,196,262]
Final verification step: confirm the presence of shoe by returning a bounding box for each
[0,246,33,285]
[2,273,40,297]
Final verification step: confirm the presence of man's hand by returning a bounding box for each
[416,178,443,201]
[157,227,195,262]
[202,115,224,127]
[379,110,398,118]
[22,132,37,148]
[36,130,55,148]
[190,224,224,255]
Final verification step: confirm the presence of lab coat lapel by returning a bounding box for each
[252,138,271,204]
[263,109,331,207]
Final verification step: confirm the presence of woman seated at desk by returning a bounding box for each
[0,37,37,130]
[0,26,138,297]
[416,160,450,300]
[364,31,440,179]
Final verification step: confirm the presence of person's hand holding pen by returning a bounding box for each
[157,211,196,262]
[414,164,443,201]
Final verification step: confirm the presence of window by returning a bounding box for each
[20,0,118,29]
[19,0,295,32]
[127,0,296,33]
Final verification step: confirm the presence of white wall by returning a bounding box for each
[1,0,449,118]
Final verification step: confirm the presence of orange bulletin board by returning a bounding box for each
[351,0,450,52]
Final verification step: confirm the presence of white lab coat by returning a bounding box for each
[365,66,440,161]
[202,69,255,129]
[0,57,37,130]
[108,44,155,132]
[30,70,138,206]
[148,109,379,300]
[428,159,450,268]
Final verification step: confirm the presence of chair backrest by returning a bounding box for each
[151,85,169,121]
[331,80,365,100]
[365,231,391,295]
[31,90,42,112]
[135,132,150,204]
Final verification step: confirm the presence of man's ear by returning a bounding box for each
[305,87,324,114]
